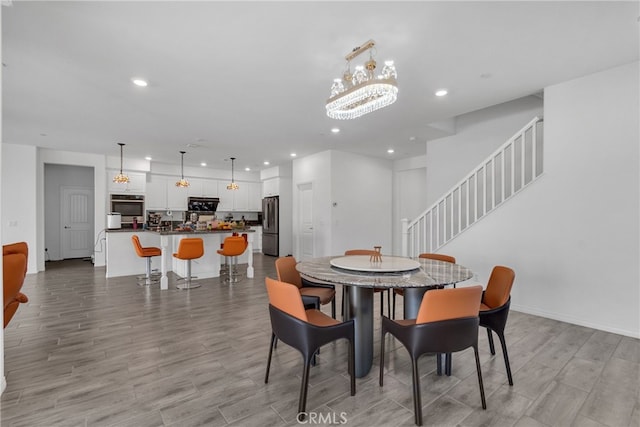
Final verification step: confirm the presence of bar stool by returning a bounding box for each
[217,235,247,283]
[131,235,161,286]
[173,237,204,289]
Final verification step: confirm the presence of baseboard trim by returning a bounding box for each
[511,303,639,339]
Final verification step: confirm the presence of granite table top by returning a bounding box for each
[296,256,473,289]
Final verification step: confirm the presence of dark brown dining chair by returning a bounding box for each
[275,256,336,318]
[392,253,456,319]
[264,277,355,421]
[379,285,486,426]
[344,249,390,318]
[479,265,516,385]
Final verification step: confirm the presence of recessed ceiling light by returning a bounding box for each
[145,156,152,161]
[290,153,297,157]
[387,149,395,154]
[132,78,148,87]
[264,161,270,165]
[200,162,207,167]
[331,128,340,134]
[435,89,448,97]
[245,167,251,171]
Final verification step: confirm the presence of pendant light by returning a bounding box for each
[227,157,239,190]
[112,143,130,184]
[176,151,190,187]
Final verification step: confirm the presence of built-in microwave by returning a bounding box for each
[110,194,144,225]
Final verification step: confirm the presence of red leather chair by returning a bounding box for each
[3,242,29,328]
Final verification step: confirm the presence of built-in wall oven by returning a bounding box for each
[110,194,144,226]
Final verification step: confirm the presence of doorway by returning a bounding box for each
[44,164,95,262]
[297,182,314,261]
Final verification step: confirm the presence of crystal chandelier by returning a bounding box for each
[176,151,190,187]
[326,39,398,120]
[112,143,130,184]
[227,157,239,190]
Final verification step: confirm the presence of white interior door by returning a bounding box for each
[61,187,94,259]
[298,182,314,261]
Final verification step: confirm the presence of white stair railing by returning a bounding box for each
[402,117,544,257]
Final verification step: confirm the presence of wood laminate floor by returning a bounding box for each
[1,255,638,426]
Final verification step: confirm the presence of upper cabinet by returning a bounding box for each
[187,178,219,197]
[217,181,261,211]
[145,175,188,211]
[107,171,146,194]
[262,178,279,197]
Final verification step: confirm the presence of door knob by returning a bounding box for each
[64,226,71,229]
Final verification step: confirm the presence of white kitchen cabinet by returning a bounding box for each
[232,184,249,210]
[252,226,263,252]
[145,175,188,211]
[262,177,279,197]
[145,175,168,210]
[167,182,188,211]
[217,181,261,211]
[217,181,234,211]
[187,178,204,197]
[108,171,146,194]
[248,182,262,211]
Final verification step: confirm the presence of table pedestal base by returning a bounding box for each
[346,286,373,378]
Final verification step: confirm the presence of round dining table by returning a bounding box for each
[296,255,473,377]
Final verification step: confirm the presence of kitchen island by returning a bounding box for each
[105,228,255,290]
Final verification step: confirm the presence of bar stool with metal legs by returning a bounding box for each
[216,235,247,283]
[173,237,204,289]
[131,235,161,286]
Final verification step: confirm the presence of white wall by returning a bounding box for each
[39,149,107,269]
[44,164,95,261]
[439,62,639,337]
[292,150,392,258]
[1,144,38,274]
[392,155,427,254]
[292,151,333,257]
[426,95,544,206]
[330,151,392,255]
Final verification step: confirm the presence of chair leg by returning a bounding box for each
[379,291,383,316]
[386,289,391,318]
[496,331,514,386]
[331,297,336,319]
[297,356,313,421]
[473,345,487,409]
[445,352,452,376]
[411,358,423,426]
[487,328,496,355]
[437,353,443,376]
[379,328,386,387]
[392,291,396,319]
[349,338,356,396]
[265,333,276,383]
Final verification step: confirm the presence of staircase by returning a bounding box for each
[402,117,544,257]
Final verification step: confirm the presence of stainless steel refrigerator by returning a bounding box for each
[262,196,279,256]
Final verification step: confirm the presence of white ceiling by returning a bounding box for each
[2,1,638,171]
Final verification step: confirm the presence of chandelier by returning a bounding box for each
[326,39,398,120]
[227,157,239,190]
[112,143,130,184]
[175,151,190,187]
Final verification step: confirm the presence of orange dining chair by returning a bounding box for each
[173,237,204,289]
[275,256,336,318]
[264,277,355,421]
[131,235,161,286]
[3,242,29,328]
[344,249,390,318]
[379,285,486,426]
[479,265,516,385]
[392,253,456,319]
[217,235,248,283]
